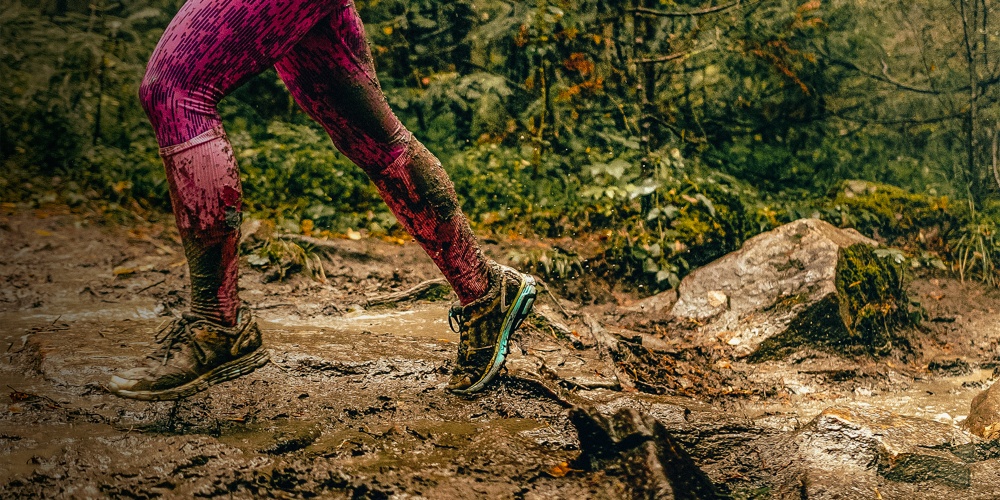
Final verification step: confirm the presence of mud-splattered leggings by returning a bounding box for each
[141,0,489,324]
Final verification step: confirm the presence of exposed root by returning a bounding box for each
[365,278,450,307]
[581,313,637,392]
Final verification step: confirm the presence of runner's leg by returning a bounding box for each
[139,0,341,324]
[274,2,491,304]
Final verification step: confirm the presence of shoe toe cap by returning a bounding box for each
[108,367,151,392]
[446,374,473,392]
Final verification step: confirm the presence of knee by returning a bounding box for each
[138,71,173,122]
[138,68,214,122]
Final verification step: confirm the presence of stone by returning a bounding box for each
[570,406,721,499]
[668,218,909,360]
[966,382,1000,440]
[780,404,977,491]
[620,289,679,318]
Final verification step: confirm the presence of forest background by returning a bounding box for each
[3,0,1000,295]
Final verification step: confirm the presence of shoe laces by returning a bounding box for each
[448,269,511,334]
[150,315,196,365]
[448,305,466,333]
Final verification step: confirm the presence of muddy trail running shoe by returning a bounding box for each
[446,263,537,395]
[108,307,268,401]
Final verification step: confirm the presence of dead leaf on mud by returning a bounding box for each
[545,461,581,478]
[9,390,32,403]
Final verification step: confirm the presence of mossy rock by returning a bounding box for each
[670,219,912,360]
[755,243,911,358]
[835,244,910,349]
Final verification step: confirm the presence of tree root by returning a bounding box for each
[366,279,451,308]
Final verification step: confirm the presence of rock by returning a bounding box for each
[966,382,1000,440]
[928,357,974,377]
[620,289,679,317]
[668,218,910,360]
[772,404,977,494]
[570,406,721,499]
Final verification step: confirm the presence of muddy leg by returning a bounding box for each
[138,0,342,323]
[274,2,491,304]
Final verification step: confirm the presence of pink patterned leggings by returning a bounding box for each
[141,0,489,324]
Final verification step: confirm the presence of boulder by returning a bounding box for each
[668,218,910,359]
[966,382,1000,440]
[756,403,986,498]
[794,404,975,487]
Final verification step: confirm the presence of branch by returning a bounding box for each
[630,1,740,17]
[829,57,1000,99]
[633,43,717,65]
[828,58,943,95]
[365,279,450,308]
[828,108,963,126]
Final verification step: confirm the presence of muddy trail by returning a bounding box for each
[3,206,1000,498]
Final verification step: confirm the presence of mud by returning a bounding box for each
[3,206,1000,498]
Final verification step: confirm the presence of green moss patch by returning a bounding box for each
[834,243,911,353]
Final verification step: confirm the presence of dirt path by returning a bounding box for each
[0,208,618,497]
[3,206,1000,498]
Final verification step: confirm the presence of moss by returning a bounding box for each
[834,243,911,353]
[831,180,953,243]
[751,243,912,361]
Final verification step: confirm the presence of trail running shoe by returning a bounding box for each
[108,307,268,401]
[446,262,537,395]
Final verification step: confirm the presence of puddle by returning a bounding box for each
[262,302,453,340]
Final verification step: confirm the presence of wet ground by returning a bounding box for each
[3,206,1000,498]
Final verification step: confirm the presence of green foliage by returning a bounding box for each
[953,213,1000,286]
[1,1,169,195]
[835,244,912,353]
[4,0,999,293]
[248,238,327,282]
[826,180,955,244]
[233,122,387,232]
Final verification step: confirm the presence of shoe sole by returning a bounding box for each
[110,348,270,401]
[451,274,537,395]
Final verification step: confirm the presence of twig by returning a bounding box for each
[135,279,165,294]
[534,278,573,319]
[635,40,719,65]
[629,1,741,18]
[252,302,294,310]
[507,375,576,408]
[366,278,450,307]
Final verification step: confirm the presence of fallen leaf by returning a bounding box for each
[545,461,580,478]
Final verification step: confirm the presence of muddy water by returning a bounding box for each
[3,209,999,496]
[0,295,604,497]
[264,302,455,341]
